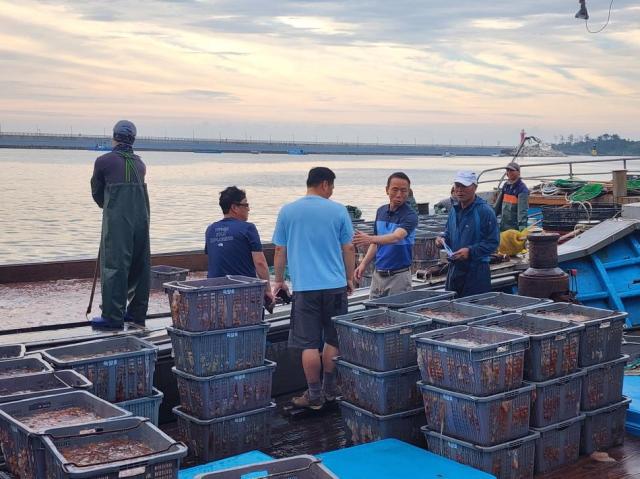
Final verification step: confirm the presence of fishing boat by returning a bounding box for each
[2,214,640,478]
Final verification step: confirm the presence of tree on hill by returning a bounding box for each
[553,133,640,155]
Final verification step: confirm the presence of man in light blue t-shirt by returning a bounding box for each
[272,167,355,410]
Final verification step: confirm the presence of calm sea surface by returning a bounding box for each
[0,149,627,264]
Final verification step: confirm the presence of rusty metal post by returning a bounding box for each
[612,169,627,203]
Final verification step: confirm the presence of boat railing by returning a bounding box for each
[477,156,640,187]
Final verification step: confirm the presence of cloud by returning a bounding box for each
[1,0,640,143]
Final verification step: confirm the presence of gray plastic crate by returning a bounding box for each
[363,290,455,310]
[418,381,533,446]
[471,313,583,381]
[400,300,501,327]
[524,302,627,367]
[525,369,586,428]
[173,360,275,419]
[151,265,189,290]
[168,322,269,376]
[0,356,52,379]
[339,400,424,446]
[532,414,585,474]
[115,387,163,426]
[41,336,158,402]
[423,428,538,479]
[581,397,630,454]
[454,292,552,313]
[174,403,275,462]
[414,325,529,396]
[0,344,25,360]
[0,370,91,404]
[333,309,434,372]
[165,275,267,332]
[41,417,187,479]
[334,358,421,415]
[581,355,628,411]
[193,455,338,479]
[0,391,131,479]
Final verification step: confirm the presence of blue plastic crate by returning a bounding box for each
[335,358,421,415]
[418,381,533,446]
[0,356,52,379]
[41,336,158,402]
[173,360,276,419]
[174,403,275,462]
[0,370,91,404]
[524,302,627,366]
[400,300,500,328]
[333,309,434,372]
[0,391,131,479]
[531,414,585,474]
[363,290,455,310]
[115,387,163,426]
[150,265,189,290]
[339,400,424,447]
[471,313,583,382]
[525,369,585,428]
[165,276,266,332]
[0,344,25,360]
[41,417,187,479]
[453,292,551,313]
[414,325,529,396]
[423,428,538,479]
[581,355,628,411]
[581,397,630,454]
[168,322,269,376]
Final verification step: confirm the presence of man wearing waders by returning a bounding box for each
[437,171,499,298]
[90,120,150,329]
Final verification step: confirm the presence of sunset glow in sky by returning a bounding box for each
[1,1,638,144]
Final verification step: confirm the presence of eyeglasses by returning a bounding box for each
[234,202,250,208]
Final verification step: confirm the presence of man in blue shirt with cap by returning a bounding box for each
[437,170,499,297]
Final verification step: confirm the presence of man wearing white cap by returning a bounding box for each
[436,171,499,297]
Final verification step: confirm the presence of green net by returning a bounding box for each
[569,183,604,202]
[627,179,640,191]
[554,179,587,190]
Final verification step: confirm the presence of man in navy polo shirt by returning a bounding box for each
[205,186,274,305]
[354,172,418,299]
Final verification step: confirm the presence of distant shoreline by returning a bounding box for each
[0,132,505,156]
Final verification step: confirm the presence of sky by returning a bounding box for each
[0,0,638,145]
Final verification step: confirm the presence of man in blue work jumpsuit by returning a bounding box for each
[437,171,499,297]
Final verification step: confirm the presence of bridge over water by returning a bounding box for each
[0,132,507,156]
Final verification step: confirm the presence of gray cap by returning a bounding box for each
[113,120,137,145]
[505,161,520,171]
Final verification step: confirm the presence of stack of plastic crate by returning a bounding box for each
[41,336,161,424]
[332,308,438,446]
[523,303,630,459]
[164,276,275,462]
[0,390,133,478]
[471,312,586,474]
[415,325,538,479]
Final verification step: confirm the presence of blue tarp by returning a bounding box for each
[318,438,495,479]
[179,451,272,479]
[623,375,640,437]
